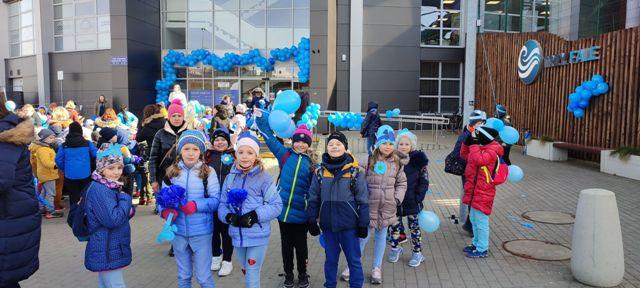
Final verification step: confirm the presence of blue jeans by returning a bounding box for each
[98,269,125,288]
[323,229,363,288]
[470,208,490,252]
[359,226,388,269]
[173,234,215,288]
[367,137,375,155]
[235,245,268,288]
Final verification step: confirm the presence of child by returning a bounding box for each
[55,122,98,208]
[353,125,407,284]
[159,130,221,287]
[255,108,314,288]
[387,129,429,267]
[360,102,382,155]
[30,128,63,218]
[218,131,283,288]
[205,127,235,276]
[307,131,369,288]
[84,143,134,287]
[460,126,503,258]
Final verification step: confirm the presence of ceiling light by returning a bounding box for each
[443,0,455,3]
[486,1,501,4]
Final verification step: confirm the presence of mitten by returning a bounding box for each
[357,226,369,239]
[180,201,197,215]
[161,208,179,222]
[308,222,321,236]
[225,213,239,226]
[238,211,259,228]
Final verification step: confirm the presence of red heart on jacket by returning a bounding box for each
[248,259,256,266]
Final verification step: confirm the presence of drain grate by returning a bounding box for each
[522,210,575,225]
[503,239,571,261]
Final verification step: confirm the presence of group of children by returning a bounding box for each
[24,94,506,288]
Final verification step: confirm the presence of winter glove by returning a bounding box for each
[225,213,239,226]
[180,201,197,215]
[161,208,179,222]
[308,221,321,236]
[357,226,369,239]
[238,211,259,228]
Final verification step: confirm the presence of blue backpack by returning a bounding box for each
[67,182,96,241]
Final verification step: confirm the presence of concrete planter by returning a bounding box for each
[600,150,640,181]
[526,140,568,161]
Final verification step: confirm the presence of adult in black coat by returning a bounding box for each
[360,101,382,155]
[136,104,166,158]
[0,111,41,288]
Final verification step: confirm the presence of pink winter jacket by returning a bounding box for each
[359,152,408,229]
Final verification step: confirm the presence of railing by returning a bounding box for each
[318,111,449,145]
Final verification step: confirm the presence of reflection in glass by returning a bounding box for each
[21,41,34,55]
[214,0,238,10]
[76,34,97,50]
[483,13,504,31]
[188,12,213,49]
[485,0,504,12]
[419,98,438,113]
[421,6,440,29]
[294,9,310,41]
[215,11,239,50]
[441,63,460,78]
[444,0,462,10]
[75,1,95,17]
[421,29,440,46]
[241,10,266,50]
[442,29,460,46]
[267,9,293,49]
[420,80,438,95]
[54,4,73,19]
[241,0,266,10]
[21,26,33,41]
[441,80,460,96]
[442,11,461,28]
[189,0,213,10]
[440,98,460,113]
[55,36,75,51]
[21,12,33,27]
[268,0,292,9]
[98,33,110,49]
[163,12,186,49]
[76,18,97,34]
[421,62,439,78]
[508,15,521,32]
[97,0,110,14]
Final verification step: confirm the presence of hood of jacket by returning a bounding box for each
[0,114,34,145]
[408,150,428,168]
[163,120,187,136]
[142,113,165,126]
[367,101,378,111]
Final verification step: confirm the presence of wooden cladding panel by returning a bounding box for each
[475,30,640,159]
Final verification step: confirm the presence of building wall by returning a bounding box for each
[49,50,113,114]
[5,56,39,104]
[361,0,420,114]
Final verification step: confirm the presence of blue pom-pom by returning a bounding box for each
[374,161,387,175]
[227,188,248,212]
[155,185,187,209]
[222,153,234,166]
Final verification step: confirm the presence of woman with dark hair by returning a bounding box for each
[0,97,41,287]
[136,104,166,205]
[94,94,109,118]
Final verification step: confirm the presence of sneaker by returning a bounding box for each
[465,249,488,258]
[462,245,476,253]
[218,261,233,276]
[387,247,403,263]
[298,273,310,288]
[44,211,64,219]
[283,273,294,288]
[211,256,222,271]
[408,252,425,267]
[398,233,408,244]
[340,267,349,282]
[371,267,382,284]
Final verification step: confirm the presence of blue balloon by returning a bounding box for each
[273,90,301,114]
[592,74,604,83]
[499,126,519,145]
[567,104,575,112]
[576,86,584,93]
[573,108,585,118]
[595,82,609,95]
[568,93,580,103]
[507,165,524,183]
[268,110,292,134]
[584,80,597,91]
[417,210,440,233]
[276,120,296,139]
[580,89,592,100]
[392,108,400,116]
[578,100,589,109]
[485,118,505,131]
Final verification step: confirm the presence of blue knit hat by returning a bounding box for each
[178,130,207,153]
[469,110,487,126]
[235,131,261,155]
[375,125,396,149]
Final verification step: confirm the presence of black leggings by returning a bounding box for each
[278,221,309,275]
[213,213,233,261]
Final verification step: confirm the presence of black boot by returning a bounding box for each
[283,273,294,288]
[462,217,474,237]
[298,273,310,288]
[168,246,174,257]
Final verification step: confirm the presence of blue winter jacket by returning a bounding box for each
[218,165,283,247]
[160,161,221,237]
[0,114,40,286]
[256,115,312,224]
[307,153,370,232]
[452,125,472,167]
[117,111,138,129]
[84,181,133,272]
[55,141,97,179]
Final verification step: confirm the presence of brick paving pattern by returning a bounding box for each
[21,133,640,287]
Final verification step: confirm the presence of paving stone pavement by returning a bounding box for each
[20,132,640,288]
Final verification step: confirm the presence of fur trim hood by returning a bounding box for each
[0,115,35,146]
[142,113,165,126]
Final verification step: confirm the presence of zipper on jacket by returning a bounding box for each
[283,156,303,222]
[469,166,481,209]
[185,167,191,237]
[238,173,248,246]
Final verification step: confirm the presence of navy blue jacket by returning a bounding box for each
[360,101,381,138]
[84,181,133,272]
[399,150,430,216]
[0,114,41,286]
[56,139,97,180]
[256,116,313,224]
[307,153,370,232]
[452,126,472,168]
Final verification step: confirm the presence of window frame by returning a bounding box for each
[419,62,464,115]
[8,0,35,57]
[421,0,464,48]
[53,0,111,52]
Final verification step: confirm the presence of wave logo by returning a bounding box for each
[518,40,543,85]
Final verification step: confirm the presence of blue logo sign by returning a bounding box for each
[517,40,543,85]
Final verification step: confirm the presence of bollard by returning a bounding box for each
[571,189,625,287]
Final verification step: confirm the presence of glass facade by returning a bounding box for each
[161,0,310,104]
[8,0,34,57]
[421,0,463,47]
[419,61,463,114]
[53,0,111,51]
[578,0,627,38]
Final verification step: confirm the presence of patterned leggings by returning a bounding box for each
[387,214,422,253]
